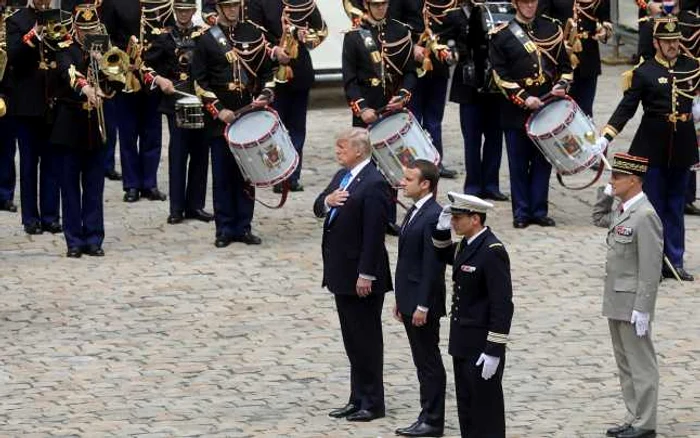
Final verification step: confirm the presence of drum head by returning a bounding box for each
[227,110,277,144]
[369,112,411,145]
[176,96,200,106]
[527,99,574,137]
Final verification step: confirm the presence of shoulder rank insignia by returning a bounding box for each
[488,22,508,35]
[489,243,504,248]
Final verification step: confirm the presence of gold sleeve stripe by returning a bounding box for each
[560,72,574,81]
[432,237,452,249]
[487,332,509,344]
[603,125,619,138]
[194,81,218,100]
[492,70,520,90]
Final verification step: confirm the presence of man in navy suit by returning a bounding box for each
[393,159,447,437]
[313,127,393,423]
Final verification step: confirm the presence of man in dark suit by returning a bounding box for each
[313,127,392,423]
[393,159,446,437]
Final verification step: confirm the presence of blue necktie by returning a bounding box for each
[328,171,351,223]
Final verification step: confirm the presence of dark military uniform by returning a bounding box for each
[538,0,610,116]
[602,52,700,272]
[143,22,210,221]
[432,226,514,438]
[6,5,64,232]
[191,19,276,245]
[249,0,327,188]
[490,15,573,225]
[0,5,17,212]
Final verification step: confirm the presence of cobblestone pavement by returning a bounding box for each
[0,61,698,437]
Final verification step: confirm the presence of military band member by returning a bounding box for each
[191,0,275,248]
[0,0,18,213]
[592,153,662,438]
[101,0,172,202]
[52,5,122,257]
[598,15,698,281]
[249,0,328,193]
[490,0,573,228]
[201,0,218,26]
[432,192,514,438]
[142,0,213,225]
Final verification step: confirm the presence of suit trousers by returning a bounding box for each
[272,86,309,184]
[402,315,446,427]
[0,116,17,202]
[58,147,106,249]
[504,129,552,222]
[569,75,598,117]
[686,172,697,204]
[116,91,163,191]
[453,349,506,438]
[608,319,658,430]
[103,98,118,173]
[409,74,449,161]
[460,99,504,196]
[334,293,386,413]
[210,136,254,238]
[16,117,60,226]
[166,115,208,215]
[643,166,690,267]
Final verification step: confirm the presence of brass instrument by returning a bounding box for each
[99,46,129,85]
[275,0,328,83]
[416,1,456,78]
[342,0,364,27]
[275,15,299,83]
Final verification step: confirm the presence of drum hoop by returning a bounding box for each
[526,95,577,139]
[370,110,412,147]
[247,152,300,188]
[226,110,281,149]
[557,154,599,176]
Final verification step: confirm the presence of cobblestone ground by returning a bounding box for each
[0,60,698,437]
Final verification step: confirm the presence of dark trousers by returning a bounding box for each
[58,147,106,249]
[166,115,208,215]
[272,86,309,184]
[460,99,504,196]
[210,136,254,238]
[402,316,446,428]
[116,91,163,191]
[409,74,449,160]
[569,75,598,117]
[453,351,506,438]
[16,117,60,226]
[686,172,697,204]
[504,129,552,222]
[334,293,385,413]
[644,166,690,268]
[103,98,118,172]
[0,116,17,202]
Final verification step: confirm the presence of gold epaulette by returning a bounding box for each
[488,22,508,35]
[541,14,562,25]
[191,29,203,39]
[621,56,644,91]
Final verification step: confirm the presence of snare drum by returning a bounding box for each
[526,96,599,175]
[368,110,441,187]
[175,96,204,129]
[225,108,299,187]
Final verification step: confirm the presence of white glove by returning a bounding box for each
[692,97,700,121]
[437,205,452,231]
[630,310,650,337]
[603,183,613,196]
[475,353,500,380]
[593,136,609,155]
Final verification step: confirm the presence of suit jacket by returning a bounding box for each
[433,226,514,358]
[592,188,663,321]
[395,197,446,317]
[313,163,393,296]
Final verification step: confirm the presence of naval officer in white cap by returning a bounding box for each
[432,192,514,438]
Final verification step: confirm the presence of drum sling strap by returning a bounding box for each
[555,153,606,190]
[358,27,385,85]
[209,25,250,86]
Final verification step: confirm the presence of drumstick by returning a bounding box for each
[664,256,684,282]
[173,90,198,99]
[599,153,613,171]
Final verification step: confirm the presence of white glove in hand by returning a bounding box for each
[594,136,609,155]
[475,353,500,380]
[437,206,452,231]
[692,98,700,121]
[603,183,613,197]
[631,310,650,337]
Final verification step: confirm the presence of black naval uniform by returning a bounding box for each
[490,16,573,224]
[538,0,610,116]
[143,23,209,220]
[444,3,507,198]
[6,5,62,232]
[601,54,700,271]
[249,0,327,188]
[432,226,514,438]
[191,20,276,243]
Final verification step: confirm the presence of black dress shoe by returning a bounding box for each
[531,216,556,227]
[66,247,82,258]
[141,188,167,201]
[0,200,17,212]
[395,421,444,437]
[607,424,632,436]
[215,235,234,248]
[685,202,700,215]
[123,189,140,203]
[24,223,43,235]
[84,245,105,257]
[105,169,122,181]
[41,221,63,234]
[617,427,656,438]
[387,222,401,236]
[328,403,359,419]
[482,191,509,202]
[663,266,695,281]
[167,212,184,224]
[346,409,385,422]
[513,220,529,229]
[233,231,262,245]
[438,165,457,179]
[185,209,214,223]
[290,181,304,192]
